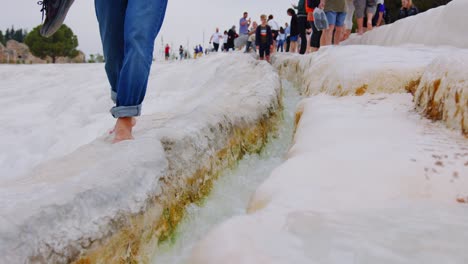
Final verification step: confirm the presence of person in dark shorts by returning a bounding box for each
[256,14,273,62]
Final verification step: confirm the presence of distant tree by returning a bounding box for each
[95,53,104,63]
[13,29,24,42]
[0,30,4,46]
[25,24,79,63]
[1,26,28,44]
[87,53,104,63]
[88,54,96,63]
[5,28,11,42]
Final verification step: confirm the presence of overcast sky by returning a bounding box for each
[0,1,293,58]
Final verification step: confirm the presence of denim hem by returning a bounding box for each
[111,90,117,104]
[111,104,142,118]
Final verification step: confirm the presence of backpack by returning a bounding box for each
[307,0,320,8]
[306,0,320,21]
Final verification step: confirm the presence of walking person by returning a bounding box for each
[37,0,168,142]
[320,0,347,46]
[306,0,322,52]
[237,12,251,49]
[365,0,377,31]
[287,8,300,53]
[227,26,237,51]
[245,21,258,53]
[267,15,280,53]
[179,45,184,60]
[222,30,228,51]
[256,14,273,62]
[292,0,309,54]
[194,46,199,59]
[277,27,286,52]
[285,23,291,52]
[363,0,386,29]
[374,0,386,27]
[198,45,203,57]
[96,0,168,142]
[354,0,376,34]
[165,44,170,61]
[209,28,223,52]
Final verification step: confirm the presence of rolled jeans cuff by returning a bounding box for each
[111,90,117,103]
[111,104,142,118]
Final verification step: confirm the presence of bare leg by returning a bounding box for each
[321,25,335,46]
[113,117,135,143]
[356,18,364,35]
[342,29,352,41]
[367,13,374,31]
[334,26,344,45]
[109,117,136,134]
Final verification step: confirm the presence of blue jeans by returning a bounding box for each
[325,11,347,27]
[95,0,168,118]
[276,40,284,52]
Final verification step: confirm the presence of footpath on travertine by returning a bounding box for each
[0,54,281,263]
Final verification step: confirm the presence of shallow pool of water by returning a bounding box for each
[149,81,300,264]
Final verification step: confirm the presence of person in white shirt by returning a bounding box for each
[222,30,228,51]
[276,27,286,52]
[267,14,280,53]
[209,28,223,52]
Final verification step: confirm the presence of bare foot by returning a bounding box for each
[367,21,373,31]
[112,117,135,143]
[109,117,136,135]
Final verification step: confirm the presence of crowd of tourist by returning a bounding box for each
[168,0,419,62]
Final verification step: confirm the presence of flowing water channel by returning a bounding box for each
[150,81,300,263]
